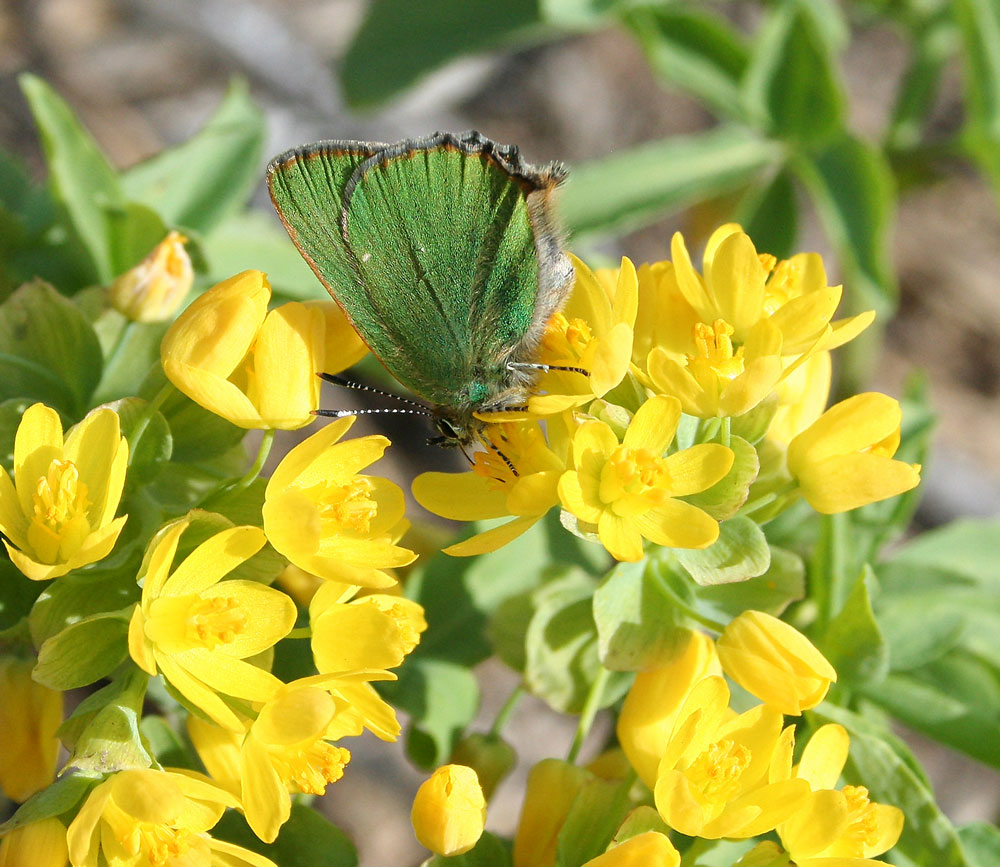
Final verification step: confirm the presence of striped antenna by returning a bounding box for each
[314,407,432,419]
[316,372,433,418]
[507,361,588,377]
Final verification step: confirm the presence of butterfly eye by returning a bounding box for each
[435,418,463,441]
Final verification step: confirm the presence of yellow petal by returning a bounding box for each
[572,420,618,468]
[240,733,289,843]
[796,724,849,789]
[199,580,297,657]
[798,452,921,514]
[671,232,712,317]
[584,832,679,867]
[162,359,268,428]
[266,416,356,492]
[255,685,337,745]
[598,511,644,561]
[312,603,409,671]
[706,231,767,334]
[5,543,70,582]
[66,779,112,866]
[13,403,62,518]
[566,255,612,335]
[507,471,560,516]
[181,650,283,702]
[443,516,540,557]
[661,443,734,496]
[164,526,267,596]
[63,408,127,528]
[156,654,244,731]
[780,788,848,858]
[411,764,486,857]
[128,604,156,675]
[634,500,720,549]
[622,395,681,454]
[63,515,128,572]
[646,350,714,417]
[818,309,876,352]
[0,467,27,546]
[589,322,634,396]
[412,472,509,520]
[143,520,190,601]
[558,471,604,525]
[768,285,841,353]
[788,393,901,468]
[306,299,369,374]
[249,303,323,426]
[611,257,639,327]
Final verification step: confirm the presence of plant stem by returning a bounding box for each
[201,429,275,508]
[720,416,732,448]
[650,567,726,633]
[489,683,525,738]
[567,666,611,764]
[128,382,174,467]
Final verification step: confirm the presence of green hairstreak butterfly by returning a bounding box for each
[266,130,574,445]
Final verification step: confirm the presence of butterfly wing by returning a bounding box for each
[268,132,571,410]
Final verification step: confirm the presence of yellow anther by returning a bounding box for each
[186,596,247,649]
[688,320,745,380]
[312,477,378,533]
[686,738,751,802]
[276,741,350,795]
[842,785,880,856]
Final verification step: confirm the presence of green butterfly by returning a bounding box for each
[266,130,574,445]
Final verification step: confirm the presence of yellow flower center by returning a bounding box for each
[314,478,378,534]
[842,785,880,857]
[762,256,802,315]
[540,312,593,365]
[687,320,745,381]
[185,595,248,650]
[685,738,751,803]
[127,822,194,866]
[471,423,544,487]
[381,601,421,651]
[27,459,91,564]
[603,445,671,506]
[273,739,351,795]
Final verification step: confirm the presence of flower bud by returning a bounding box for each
[0,817,69,867]
[449,733,516,801]
[582,831,680,867]
[109,231,193,322]
[0,657,62,801]
[513,759,589,867]
[411,764,486,856]
[717,611,836,714]
[616,630,720,788]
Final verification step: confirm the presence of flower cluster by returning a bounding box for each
[416,226,921,562]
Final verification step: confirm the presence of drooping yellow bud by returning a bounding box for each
[0,817,69,867]
[109,231,193,322]
[411,764,486,857]
[0,658,62,802]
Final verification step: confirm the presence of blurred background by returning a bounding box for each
[3,1,999,863]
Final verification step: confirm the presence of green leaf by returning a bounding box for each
[623,6,749,119]
[19,73,123,283]
[381,657,480,769]
[29,568,138,648]
[0,772,97,834]
[819,565,889,687]
[812,703,968,867]
[92,316,171,405]
[141,715,196,769]
[555,776,633,867]
[734,168,799,259]
[742,6,845,144]
[593,560,688,671]
[33,608,132,689]
[0,279,103,415]
[213,802,358,867]
[423,832,511,867]
[878,595,966,671]
[524,572,630,713]
[122,81,265,233]
[65,701,153,776]
[107,201,170,277]
[955,0,1000,200]
[561,126,780,239]
[684,435,758,521]
[694,545,804,622]
[959,822,1000,867]
[107,396,172,482]
[794,132,897,315]
[0,557,43,631]
[202,211,323,300]
[611,806,671,844]
[340,0,543,108]
[675,516,770,586]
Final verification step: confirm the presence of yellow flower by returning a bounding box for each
[127,519,296,731]
[0,817,68,867]
[412,418,567,556]
[513,759,590,867]
[262,416,416,588]
[0,657,62,802]
[65,768,275,867]
[109,230,193,322]
[777,725,904,863]
[160,270,367,430]
[653,676,810,838]
[786,393,922,514]
[643,226,872,418]
[0,403,128,581]
[526,255,637,415]
[411,764,486,857]
[558,395,734,561]
[717,611,837,715]
[767,350,832,446]
[582,831,680,867]
[616,630,720,788]
[189,679,358,843]
[310,579,425,673]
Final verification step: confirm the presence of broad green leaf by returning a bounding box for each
[19,74,122,283]
[0,557,43,631]
[92,315,171,405]
[694,545,804,622]
[214,802,358,867]
[561,127,780,239]
[623,6,749,119]
[341,0,543,108]
[380,657,480,769]
[0,772,97,834]
[33,608,132,690]
[490,588,540,672]
[202,211,322,300]
[794,132,897,315]
[611,806,671,844]
[593,560,688,671]
[684,435,758,521]
[742,6,845,144]
[955,0,1000,200]
[555,776,633,867]
[29,568,138,648]
[812,703,967,867]
[878,595,966,671]
[819,565,889,687]
[734,168,799,259]
[58,660,147,750]
[107,397,172,482]
[107,201,170,277]
[880,518,1000,588]
[0,279,103,415]
[959,822,1000,867]
[423,833,511,867]
[675,516,770,586]
[121,81,265,233]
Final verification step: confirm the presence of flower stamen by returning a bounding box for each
[28,459,91,563]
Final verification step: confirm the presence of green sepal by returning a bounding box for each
[683,435,758,521]
[729,395,778,446]
[33,605,133,689]
[58,666,146,750]
[0,278,103,416]
[675,516,770,586]
[106,200,170,277]
[593,560,689,672]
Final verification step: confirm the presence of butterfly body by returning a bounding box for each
[266,131,573,444]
